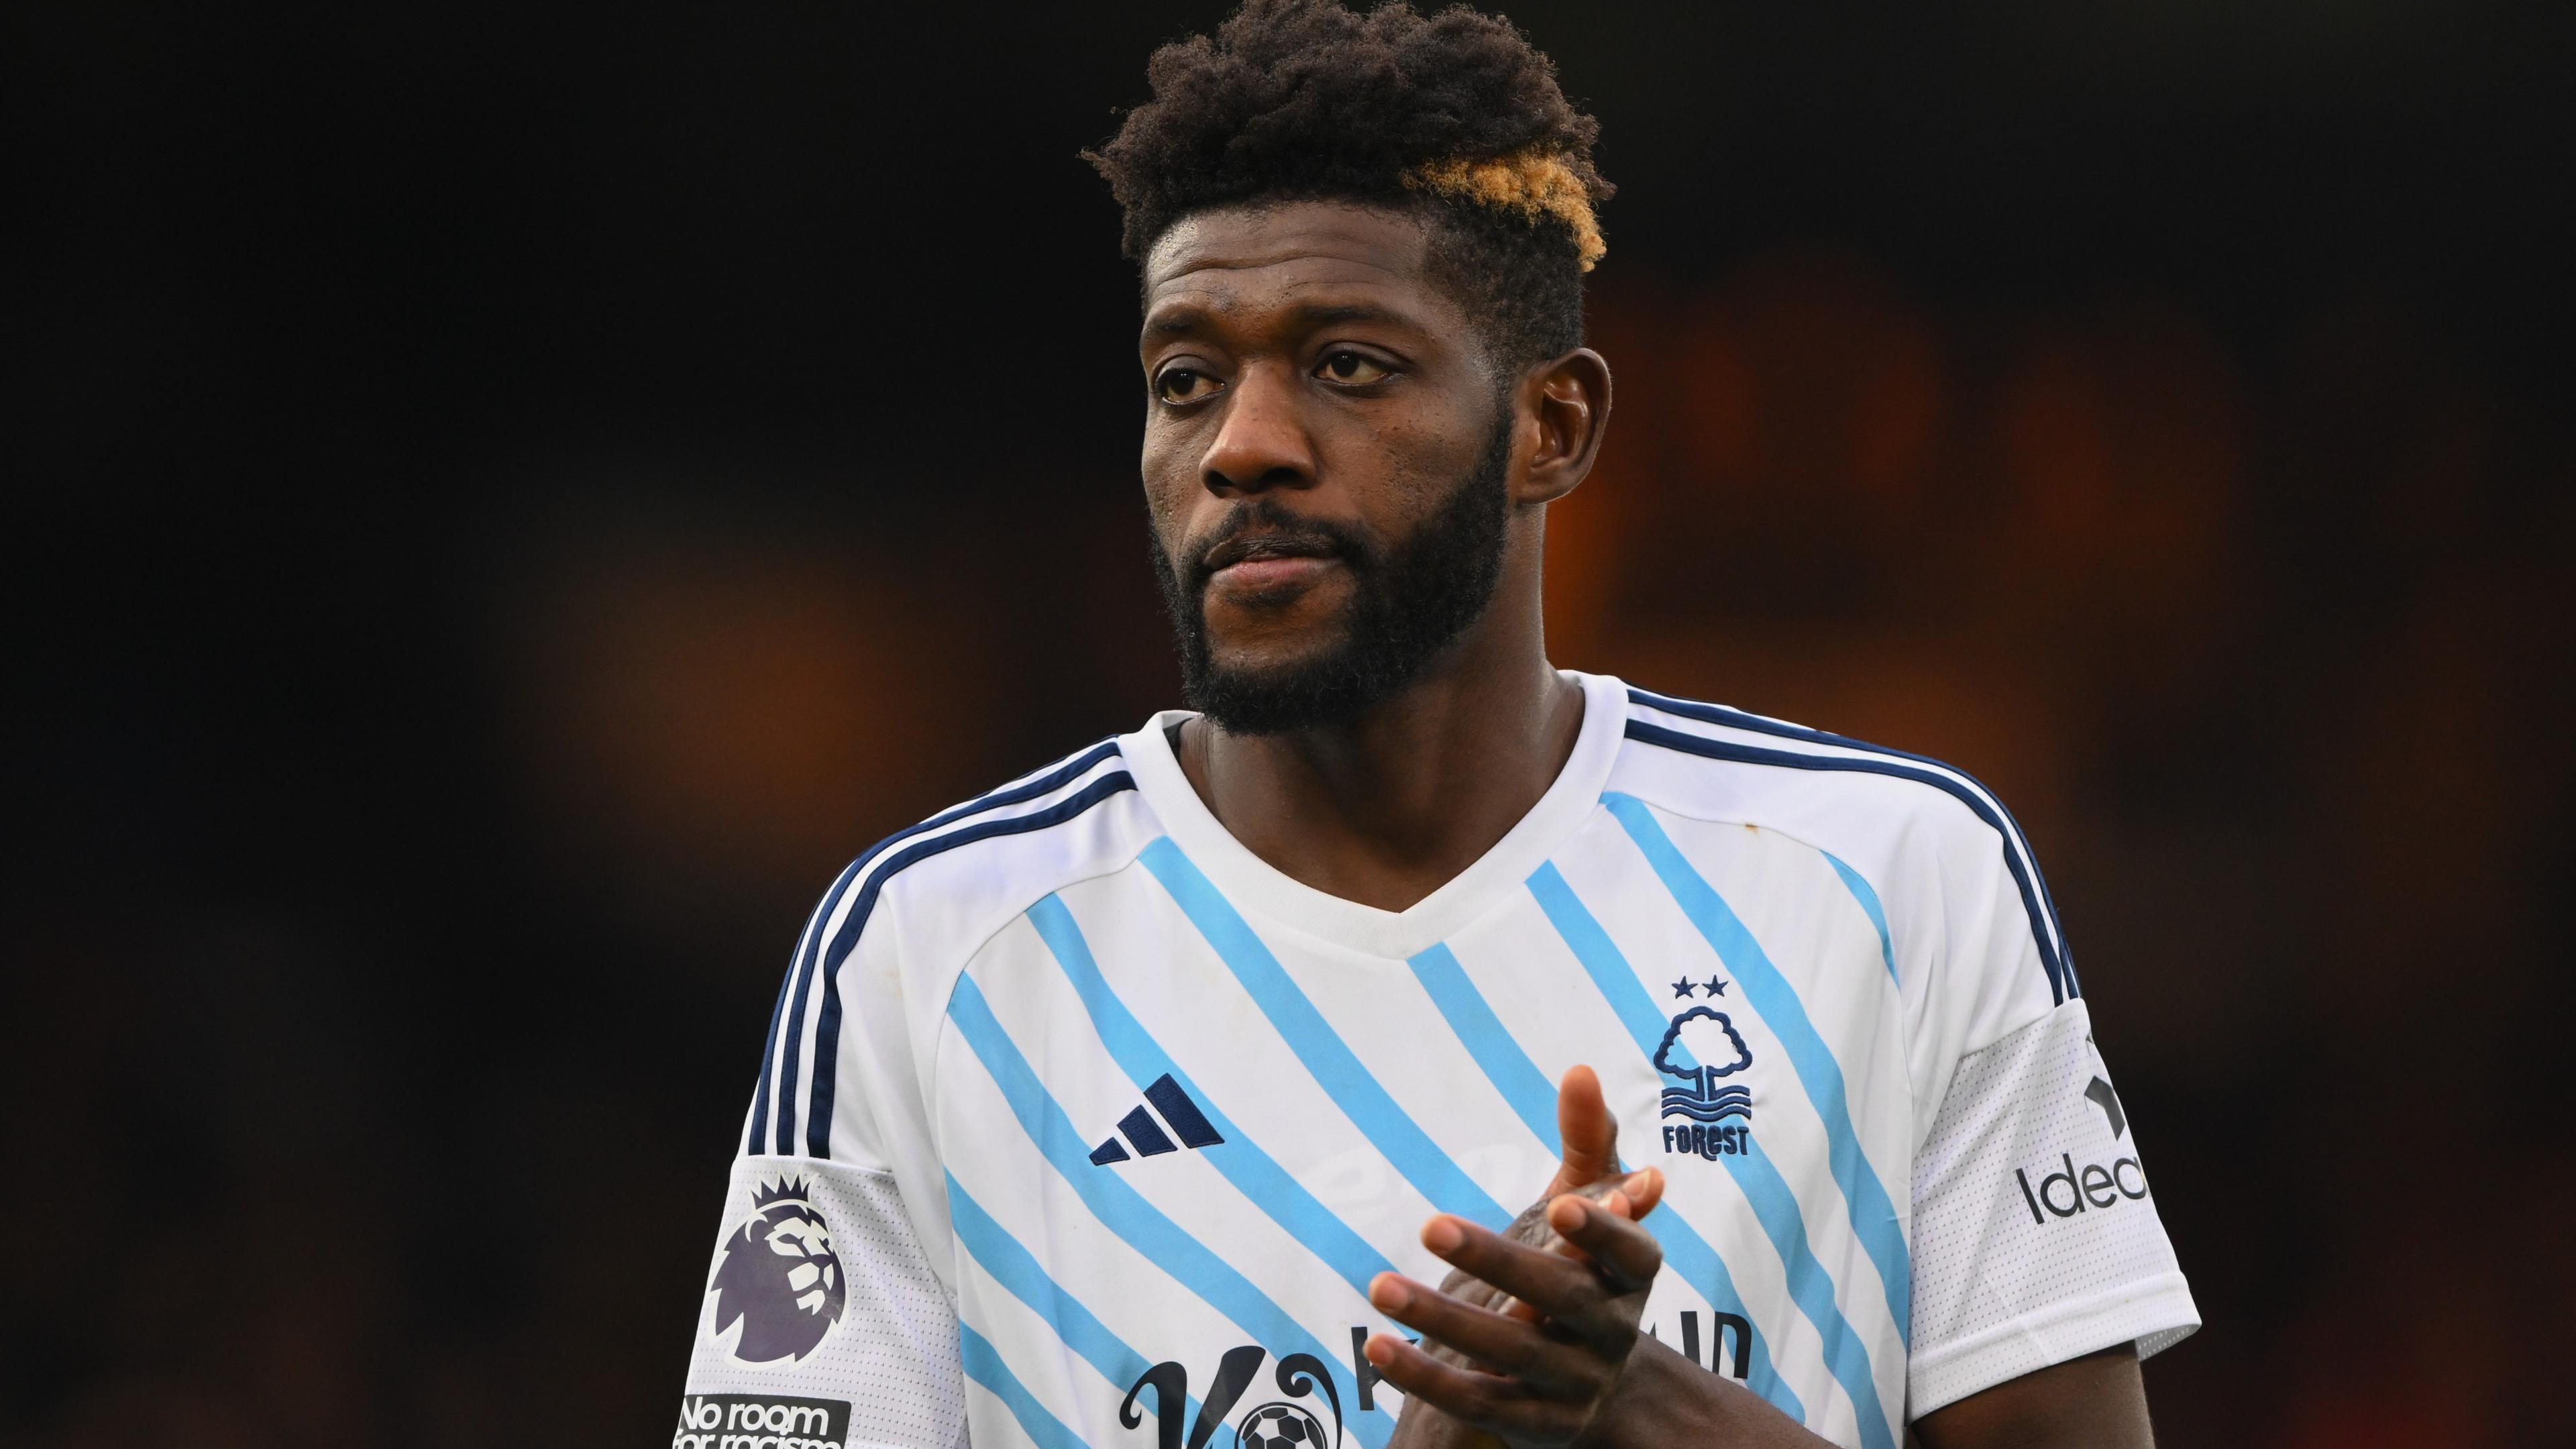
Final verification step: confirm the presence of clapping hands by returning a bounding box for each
[1367,1066,1665,1448]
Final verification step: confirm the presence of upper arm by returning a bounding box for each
[676,869,969,1448]
[1896,794,2199,1421]
[1911,1342,2153,1449]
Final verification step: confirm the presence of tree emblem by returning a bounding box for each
[1652,1007,1756,1132]
[1652,1007,1752,1091]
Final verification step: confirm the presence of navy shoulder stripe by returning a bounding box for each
[1623,710,2075,1007]
[748,737,1124,1157]
[743,948,803,1159]
[1626,686,2074,991]
[799,767,1137,1158]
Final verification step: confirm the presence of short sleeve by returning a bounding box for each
[676,871,969,1448]
[1904,998,2199,1418]
[678,1159,969,1448]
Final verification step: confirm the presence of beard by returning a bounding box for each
[1147,411,1515,735]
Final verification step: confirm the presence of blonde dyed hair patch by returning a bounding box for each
[1403,148,1607,272]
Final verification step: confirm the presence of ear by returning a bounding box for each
[1512,346,1613,507]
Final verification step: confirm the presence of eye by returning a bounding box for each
[1155,366,1224,405]
[1315,350,1393,386]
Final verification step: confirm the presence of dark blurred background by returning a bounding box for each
[8,3,2572,1445]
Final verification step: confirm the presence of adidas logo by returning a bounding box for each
[1089,1073,1224,1165]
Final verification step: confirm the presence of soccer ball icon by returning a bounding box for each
[1235,1401,1328,1448]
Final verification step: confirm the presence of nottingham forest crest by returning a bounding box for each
[1654,977,1756,1161]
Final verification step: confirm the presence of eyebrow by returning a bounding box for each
[1141,299,1424,342]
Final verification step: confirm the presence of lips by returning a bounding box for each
[1212,553,1338,592]
[1195,530,1348,602]
[1198,531,1341,576]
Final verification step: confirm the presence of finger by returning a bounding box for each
[1540,1186,1629,1268]
[1421,1215,1619,1338]
[1529,1171,1657,1256]
[1619,1166,1664,1220]
[1368,1273,1598,1396]
[1544,1193,1664,1289]
[1554,1174,1644,1218]
[1362,1333,1522,1422]
[1546,1065,1619,1197]
[1364,1334,1587,1442]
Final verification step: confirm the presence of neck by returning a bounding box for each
[1174,566,1583,913]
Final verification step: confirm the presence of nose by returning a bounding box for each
[1199,362,1316,498]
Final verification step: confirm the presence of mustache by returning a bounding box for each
[1181,499,1378,585]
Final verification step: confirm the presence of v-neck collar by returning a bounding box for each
[1120,670,1627,960]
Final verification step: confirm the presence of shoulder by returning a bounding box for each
[1609,680,2075,1003]
[1613,682,2027,853]
[806,733,1152,969]
[745,735,1152,1163]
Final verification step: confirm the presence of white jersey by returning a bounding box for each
[676,672,2196,1449]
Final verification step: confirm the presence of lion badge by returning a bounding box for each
[707,1176,847,1364]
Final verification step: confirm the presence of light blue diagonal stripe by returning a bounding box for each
[946,974,1391,1449]
[1603,792,1911,1348]
[1822,853,1897,985]
[1026,893,1397,1295]
[1139,837,1511,1230]
[1524,861,1807,1422]
[1404,942,1561,1155]
[1721,1138,1898,1449]
[947,1171,1203,1430]
[959,1319,1088,1449]
[1529,863,1703,1067]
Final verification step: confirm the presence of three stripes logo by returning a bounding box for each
[1089,1073,1224,1165]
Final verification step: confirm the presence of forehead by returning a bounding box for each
[1141,201,1451,333]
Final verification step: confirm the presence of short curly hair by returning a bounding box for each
[1086,0,1611,370]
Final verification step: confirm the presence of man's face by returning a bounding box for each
[1138,201,1519,734]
